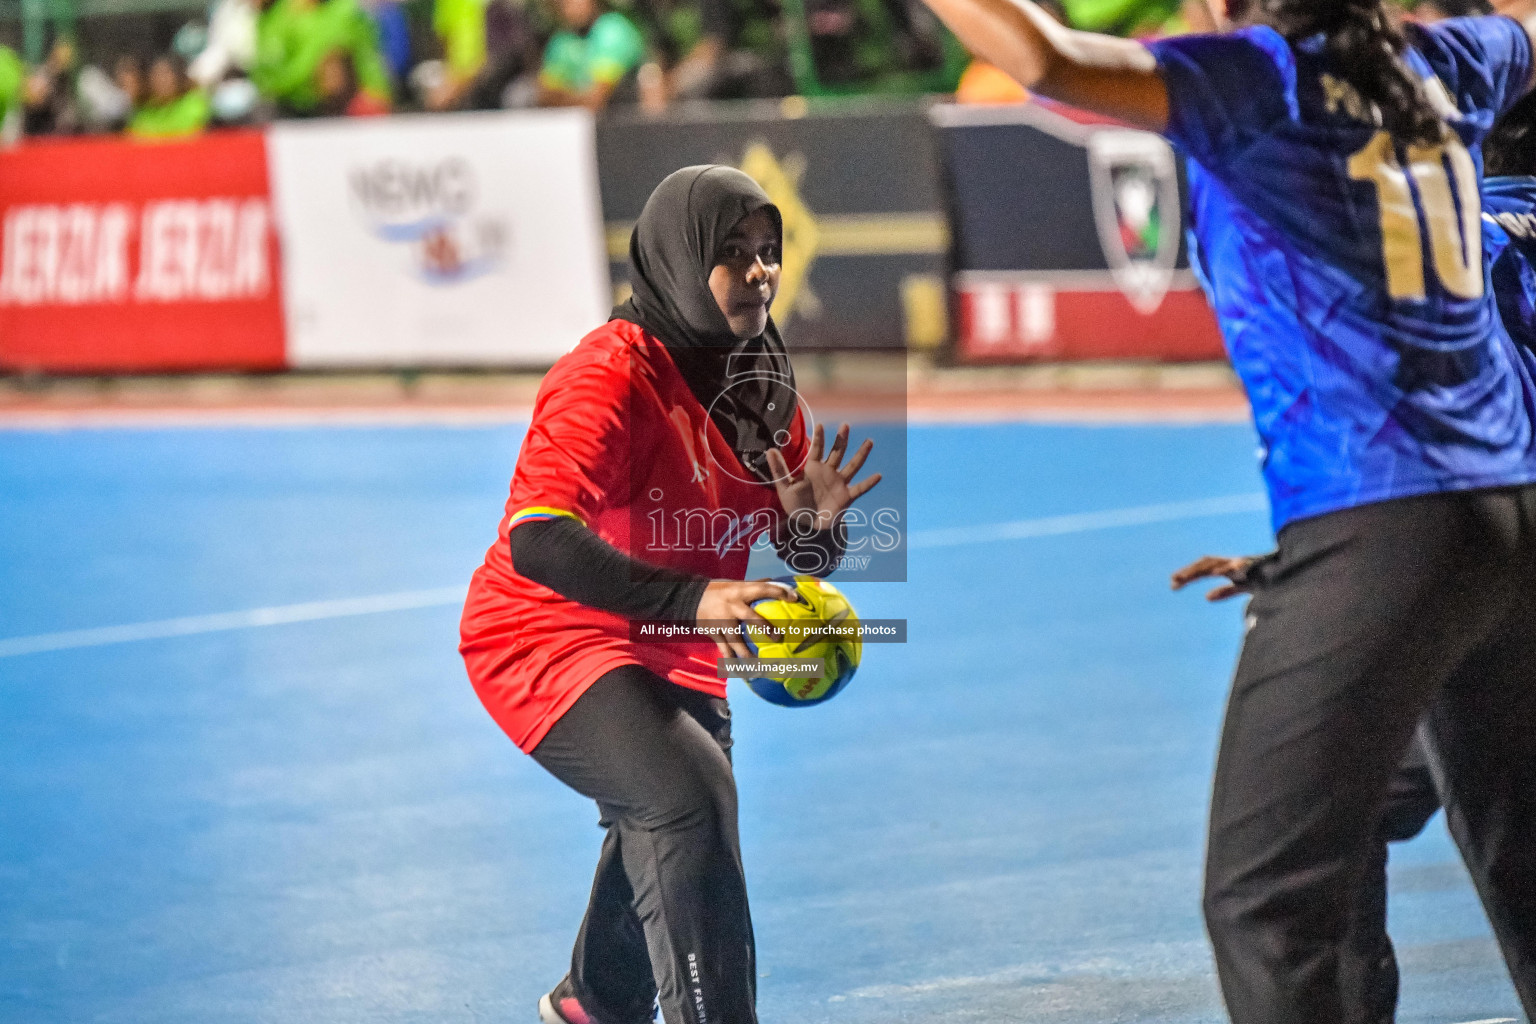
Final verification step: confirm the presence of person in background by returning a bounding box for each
[112,54,145,110]
[1485,94,1536,366]
[75,53,143,131]
[189,0,260,87]
[632,0,729,102]
[626,0,790,106]
[410,0,544,109]
[179,0,269,125]
[1057,0,1212,34]
[251,0,392,114]
[22,39,80,136]
[128,53,212,138]
[477,0,546,105]
[360,0,412,83]
[800,0,965,92]
[537,0,646,110]
[422,0,488,108]
[315,48,390,113]
[801,0,894,89]
[0,45,24,142]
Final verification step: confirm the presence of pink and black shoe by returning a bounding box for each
[538,976,596,1024]
[538,975,656,1024]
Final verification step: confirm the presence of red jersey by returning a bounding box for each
[459,319,808,753]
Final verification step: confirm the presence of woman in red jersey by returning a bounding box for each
[460,165,880,1024]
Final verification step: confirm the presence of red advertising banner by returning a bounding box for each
[0,131,284,372]
[953,272,1226,363]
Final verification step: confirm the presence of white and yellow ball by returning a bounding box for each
[739,575,861,707]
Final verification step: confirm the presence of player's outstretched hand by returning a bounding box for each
[696,578,799,659]
[764,423,881,531]
[1170,555,1260,602]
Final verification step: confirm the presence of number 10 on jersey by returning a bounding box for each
[1348,130,1483,301]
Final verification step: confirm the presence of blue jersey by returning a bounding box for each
[1148,19,1536,530]
[1485,175,1536,354]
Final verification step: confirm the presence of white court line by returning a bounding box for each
[0,494,1269,660]
[0,586,468,659]
[907,493,1267,549]
[906,406,1250,425]
[1450,1018,1517,1024]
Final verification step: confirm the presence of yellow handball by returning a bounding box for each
[739,575,862,707]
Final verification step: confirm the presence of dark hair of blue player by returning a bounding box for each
[1226,0,1445,146]
[1419,0,1492,15]
[1486,89,1536,177]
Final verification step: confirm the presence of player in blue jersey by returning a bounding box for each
[1171,553,1446,1024]
[1161,80,1536,1024]
[1485,89,1536,353]
[914,0,1536,1021]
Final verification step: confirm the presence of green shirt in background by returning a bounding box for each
[618,0,776,67]
[540,11,645,92]
[128,88,213,138]
[0,46,21,129]
[253,0,393,111]
[1059,0,1179,34]
[434,0,488,79]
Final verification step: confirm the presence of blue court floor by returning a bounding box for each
[0,420,1522,1024]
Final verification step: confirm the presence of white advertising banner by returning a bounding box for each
[268,110,609,367]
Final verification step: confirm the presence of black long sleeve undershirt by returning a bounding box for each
[510,515,848,623]
[511,517,709,622]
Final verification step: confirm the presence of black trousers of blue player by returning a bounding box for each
[1203,485,1536,1024]
[531,665,756,1024]
[1340,732,1441,1024]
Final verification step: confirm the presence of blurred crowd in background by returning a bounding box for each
[0,0,1508,142]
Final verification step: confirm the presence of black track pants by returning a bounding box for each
[532,665,755,1024]
[1339,731,1441,1024]
[1204,485,1536,1024]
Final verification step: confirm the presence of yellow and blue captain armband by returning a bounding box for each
[509,506,586,530]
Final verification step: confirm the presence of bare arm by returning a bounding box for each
[921,0,1170,131]
[1523,9,1536,91]
[1180,0,1217,34]
[538,79,620,112]
[1496,0,1536,89]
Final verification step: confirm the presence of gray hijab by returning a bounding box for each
[612,165,797,482]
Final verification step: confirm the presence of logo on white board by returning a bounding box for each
[1087,130,1181,315]
[349,157,509,285]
